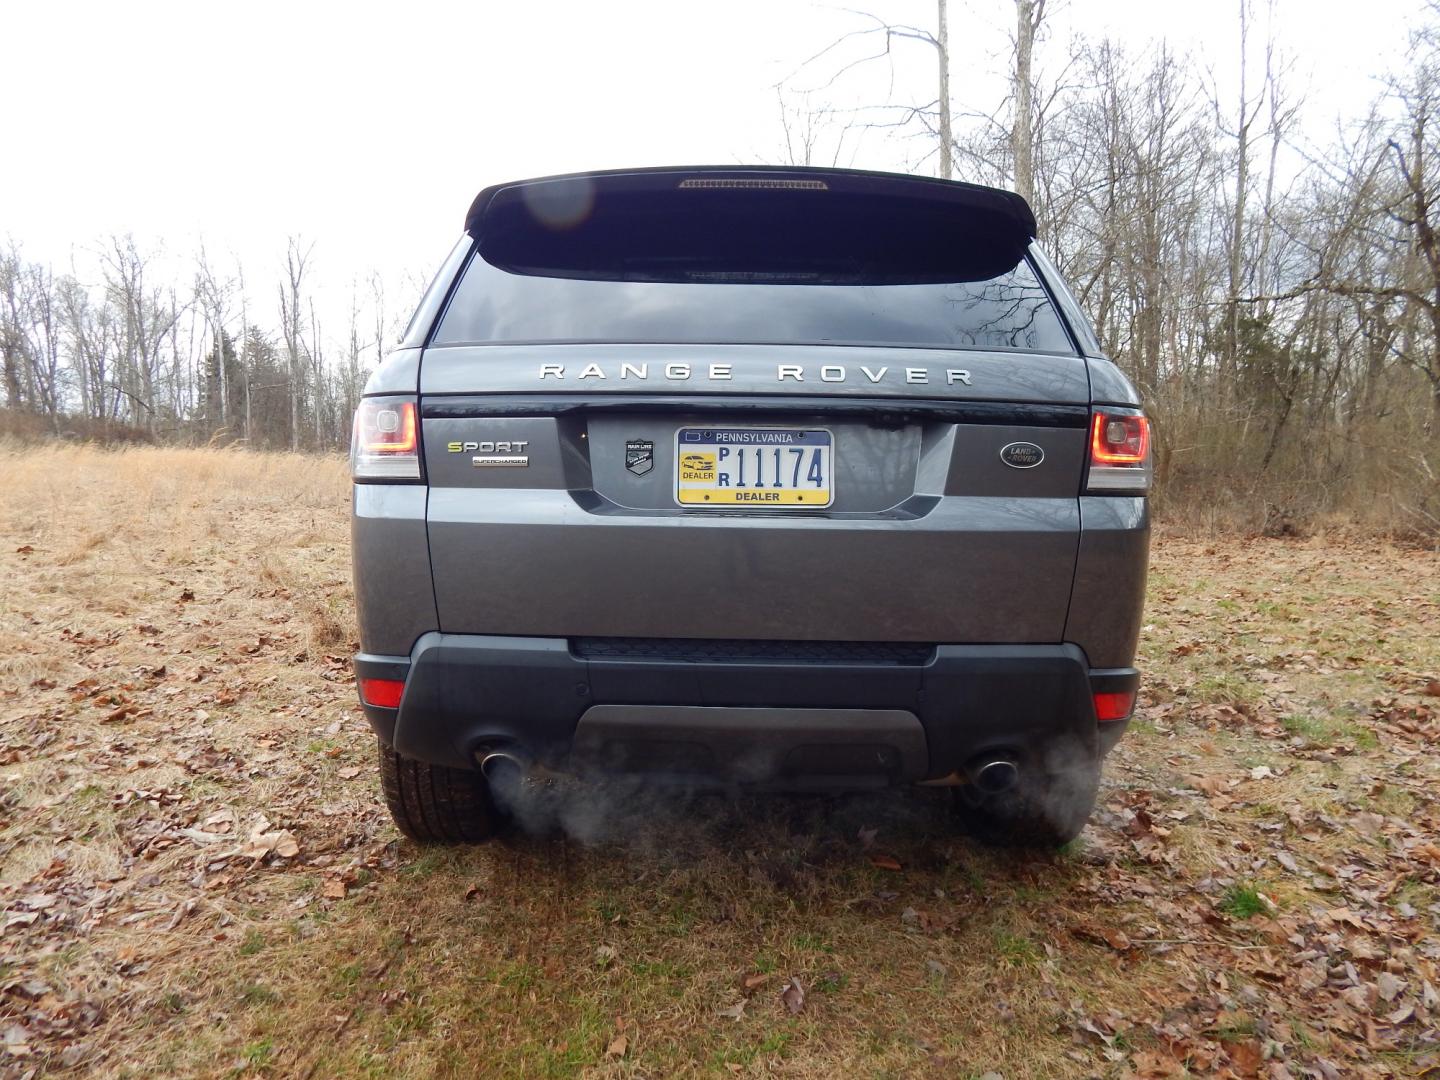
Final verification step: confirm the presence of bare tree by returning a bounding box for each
[1213,0,1270,375]
[278,237,313,451]
[195,244,238,436]
[0,245,64,424]
[101,236,186,433]
[1010,0,1046,202]
[937,0,953,178]
[777,9,951,173]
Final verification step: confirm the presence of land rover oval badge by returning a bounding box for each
[1000,441,1044,469]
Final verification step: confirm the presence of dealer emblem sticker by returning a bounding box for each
[625,439,654,476]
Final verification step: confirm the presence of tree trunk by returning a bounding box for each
[937,0,953,179]
[1225,0,1255,379]
[1010,0,1042,203]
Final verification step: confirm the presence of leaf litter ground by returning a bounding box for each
[1,445,1438,1078]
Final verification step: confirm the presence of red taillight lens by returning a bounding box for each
[351,397,421,480]
[1086,410,1152,492]
[1093,690,1136,722]
[1090,412,1150,464]
[360,401,416,454]
[359,677,405,709]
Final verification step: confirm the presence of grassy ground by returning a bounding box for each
[1,444,1438,1079]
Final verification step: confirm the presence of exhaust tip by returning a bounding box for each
[480,751,526,788]
[970,757,1020,796]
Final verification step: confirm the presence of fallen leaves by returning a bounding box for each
[593,944,619,969]
[3,1023,33,1058]
[2,979,52,1002]
[101,702,141,724]
[3,489,1440,1078]
[238,816,299,862]
[1375,971,1405,1003]
[715,1000,747,1022]
[779,976,806,1015]
[1351,811,1387,836]
[1188,774,1234,799]
[1071,923,1133,951]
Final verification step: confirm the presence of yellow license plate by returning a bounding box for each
[675,428,833,507]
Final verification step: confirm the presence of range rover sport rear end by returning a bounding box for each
[350,166,1151,847]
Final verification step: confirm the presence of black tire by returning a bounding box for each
[951,744,1100,848]
[377,740,499,843]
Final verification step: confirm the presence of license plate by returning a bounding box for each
[675,427,834,507]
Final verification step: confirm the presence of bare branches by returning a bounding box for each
[775,6,953,174]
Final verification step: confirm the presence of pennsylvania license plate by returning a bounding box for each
[675,428,834,507]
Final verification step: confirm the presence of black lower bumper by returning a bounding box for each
[355,634,1137,788]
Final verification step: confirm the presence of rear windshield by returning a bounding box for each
[432,253,1075,353]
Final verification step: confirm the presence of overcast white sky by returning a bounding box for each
[0,0,1419,352]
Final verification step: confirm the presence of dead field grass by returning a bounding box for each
[2,444,1439,1079]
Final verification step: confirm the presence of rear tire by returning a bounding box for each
[377,740,499,843]
[951,745,1099,848]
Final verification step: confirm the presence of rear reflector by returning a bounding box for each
[359,677,405,709]
[1093,690,1136,722]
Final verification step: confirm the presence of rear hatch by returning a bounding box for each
[419,168,1090,643]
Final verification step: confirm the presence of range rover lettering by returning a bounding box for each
[350,166,1151,847]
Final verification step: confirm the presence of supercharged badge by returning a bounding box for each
[448,439,530,467]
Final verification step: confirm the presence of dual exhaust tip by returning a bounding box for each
[479,748,1020,795]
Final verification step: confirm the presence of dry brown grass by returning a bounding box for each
[2,446,1439,1078]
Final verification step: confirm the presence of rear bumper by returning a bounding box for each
[356,634,1136,789]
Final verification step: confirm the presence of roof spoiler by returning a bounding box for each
[462,166,1038,285]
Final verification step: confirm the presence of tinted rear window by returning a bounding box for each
[432,254,1075,353]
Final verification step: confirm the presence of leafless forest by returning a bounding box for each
[4,1,1440,535]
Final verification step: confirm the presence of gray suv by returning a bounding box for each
[350,166,1150,847]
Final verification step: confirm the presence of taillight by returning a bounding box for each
[1087,410,1152,493]
[359,677,405,708]
[351,397,421,481]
